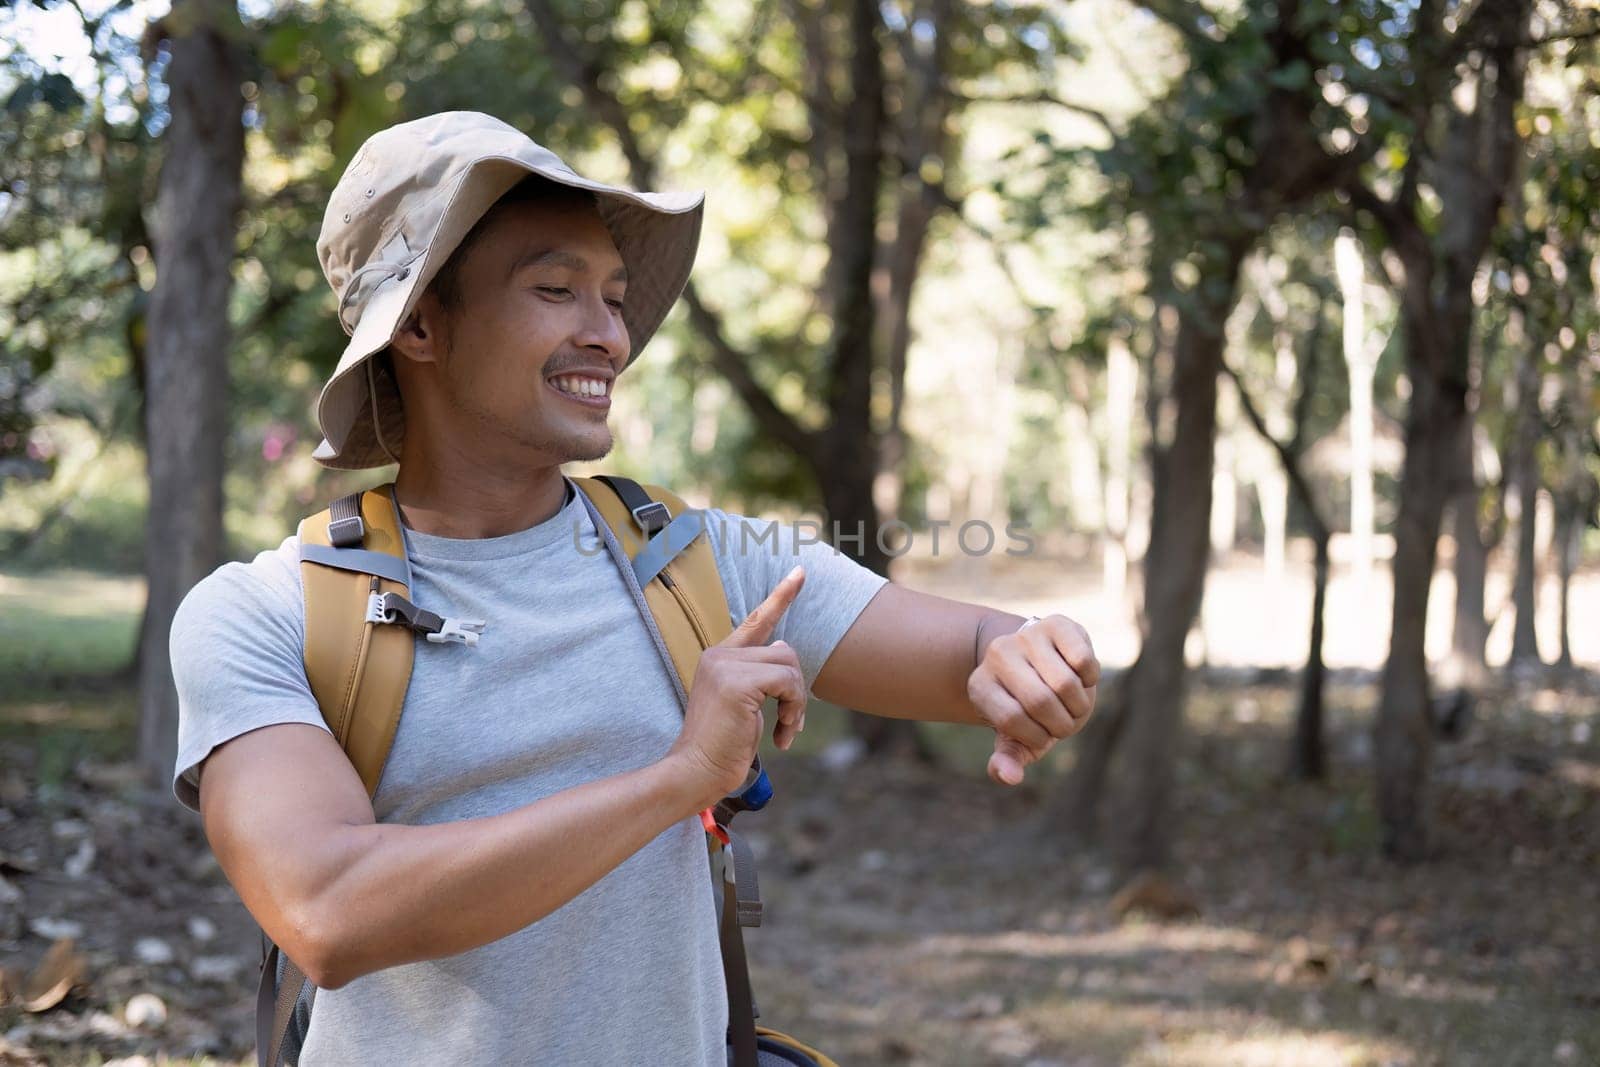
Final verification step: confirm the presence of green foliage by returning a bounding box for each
[0,436,147,572]
[2,0,1597,588]
[1012,1,1430,364]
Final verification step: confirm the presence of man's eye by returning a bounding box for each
[606,299,625,311]
[537,286,571,297]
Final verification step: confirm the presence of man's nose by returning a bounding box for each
[573,293,630,365]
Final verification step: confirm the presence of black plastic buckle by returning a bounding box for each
[630,500,671,535]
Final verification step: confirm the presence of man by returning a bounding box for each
[171,111,1099,1065]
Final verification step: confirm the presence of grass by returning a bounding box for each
[0,570,142,683]
[0,569,142,785]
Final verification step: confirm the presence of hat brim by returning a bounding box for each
[314,157,704,470]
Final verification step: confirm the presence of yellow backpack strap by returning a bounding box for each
[572,475,733,691]
[574,475,791,1067]
[296,483,416,797]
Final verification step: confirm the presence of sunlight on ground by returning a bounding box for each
[1137,1028,1414,1067]
[915,923,1269,962]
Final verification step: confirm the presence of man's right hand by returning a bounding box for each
[667,564,807,809]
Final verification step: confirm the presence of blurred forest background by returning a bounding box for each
[2,0,1598,1064]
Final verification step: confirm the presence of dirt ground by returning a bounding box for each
[1,671,1596,1067]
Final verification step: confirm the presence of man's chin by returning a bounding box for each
[558,427,614,464]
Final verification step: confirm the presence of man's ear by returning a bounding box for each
[389,291,449,366]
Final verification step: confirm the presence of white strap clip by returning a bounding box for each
[428,618,487,646]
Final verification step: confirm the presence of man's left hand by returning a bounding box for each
[967,614,1100,786]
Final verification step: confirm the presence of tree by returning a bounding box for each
[136,0,246,783]
[0,3,159,566]
[519,0,1068,753]
[1347,0,1536,860]
[1028,0,1395,872]
[1495,30,1600,673]
[1225,240,1339,780]
[1506,323,1545,671]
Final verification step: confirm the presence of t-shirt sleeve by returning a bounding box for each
[169,542,331,813]
[699,507,889,689]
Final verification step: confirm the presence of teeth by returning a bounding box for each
[552,376,608,397]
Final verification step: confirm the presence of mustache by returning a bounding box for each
[543,359,616,380]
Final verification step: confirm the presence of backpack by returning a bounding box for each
[255,474,836,1067]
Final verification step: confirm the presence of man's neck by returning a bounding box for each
[392,452,569,540]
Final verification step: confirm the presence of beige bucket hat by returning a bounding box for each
[311,110,705,469]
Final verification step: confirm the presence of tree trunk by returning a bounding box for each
[1046,246,1244,868]
[1448,417,1491,677]
[875,0,950,521]
[1370,3,1528,860]
[1508,482,1542,668]
[1508,344,1543,668]
[1376,354,1462,859]
[820,0,927,758]
[1552,494,1583,672]
[1552,356,1597,672]
[137,0,245,785]
[1109,277,1236,870]
[1290,528,1331,780]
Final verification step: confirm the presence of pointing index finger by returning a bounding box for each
[724,565,806,648]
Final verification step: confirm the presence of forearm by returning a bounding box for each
[812,584,1025,724]
[305,755,701,987]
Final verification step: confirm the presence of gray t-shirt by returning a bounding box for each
[169,479,886,1066]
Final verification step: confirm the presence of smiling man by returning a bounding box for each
[169,111,1099,1066]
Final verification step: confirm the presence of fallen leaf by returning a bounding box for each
[1111,870,1201,922]
[20,937,88,1013]
[1287,935,1332,975]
